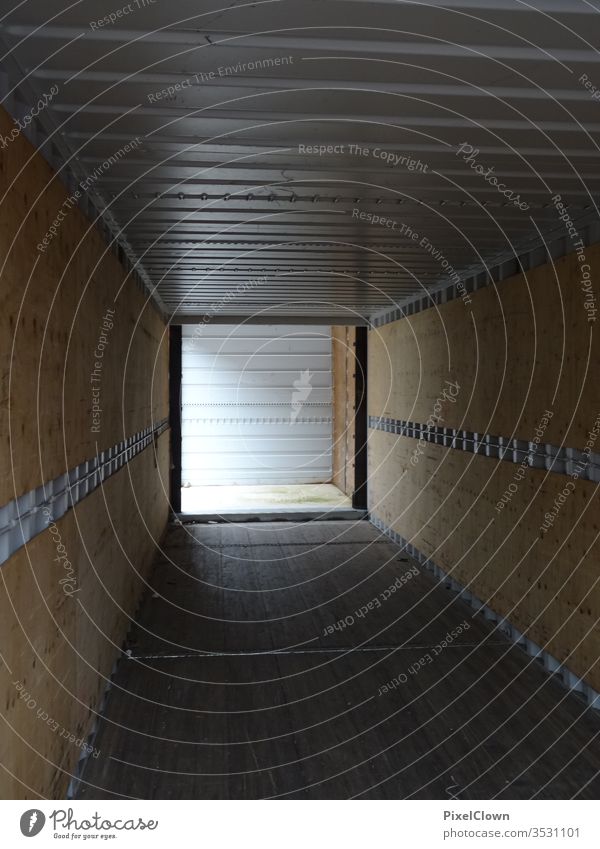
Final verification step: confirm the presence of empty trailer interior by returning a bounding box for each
[0,0,600,806]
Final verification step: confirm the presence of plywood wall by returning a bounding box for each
[368,243,600,690]
[368,430,600,691]
[0,106,170,797]
[0,434,170,799]
[0,106,168,506]
[369,246,600,451]
[332,326,356,496]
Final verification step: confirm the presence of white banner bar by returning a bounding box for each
[0,800,598,848]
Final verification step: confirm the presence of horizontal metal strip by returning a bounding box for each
[12,22,597,51]
[182,449,332,456]
[182,418,332,425]
[183,401,330,407]
[182,362,331,366]
[368,416,600,482]
[32,69,598,102]
[0,419,169,567]
[181,434,331,439]
[172,541,394,549]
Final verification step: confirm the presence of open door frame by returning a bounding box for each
[169,325,182,513]
[352,326,368,511]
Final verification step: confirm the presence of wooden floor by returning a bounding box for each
[77,520,600,799]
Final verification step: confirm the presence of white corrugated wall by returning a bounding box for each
[181,325,332,485]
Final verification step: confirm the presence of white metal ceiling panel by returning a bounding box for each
[2,1,599,321]
[181,325,332,485]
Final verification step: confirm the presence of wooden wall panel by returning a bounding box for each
[0,106,168,506]
[369,246,600,451]
[367,241,600,691]
[0,432,169,799]
[368,429,600,691]
[0,105,170,799]
[332,326,356,496]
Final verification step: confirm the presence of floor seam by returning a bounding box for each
[127,642,509,660]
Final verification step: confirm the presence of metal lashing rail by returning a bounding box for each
[368,416,600,483]
[0,418,169,566]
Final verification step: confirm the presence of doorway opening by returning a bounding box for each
[170,324,366,519]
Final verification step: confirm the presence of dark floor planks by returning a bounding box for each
[77,520,600,799]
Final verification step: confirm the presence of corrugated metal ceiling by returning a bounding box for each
[1,0,599,321]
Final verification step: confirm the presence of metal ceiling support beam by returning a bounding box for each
[5,26,599,64]
[77,140,600,159]
[171,314,369,325]
[341,0,598,10]
[49,102,600,134]
[30,69,596,103]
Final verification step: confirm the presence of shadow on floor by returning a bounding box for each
[77,520,600,799]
